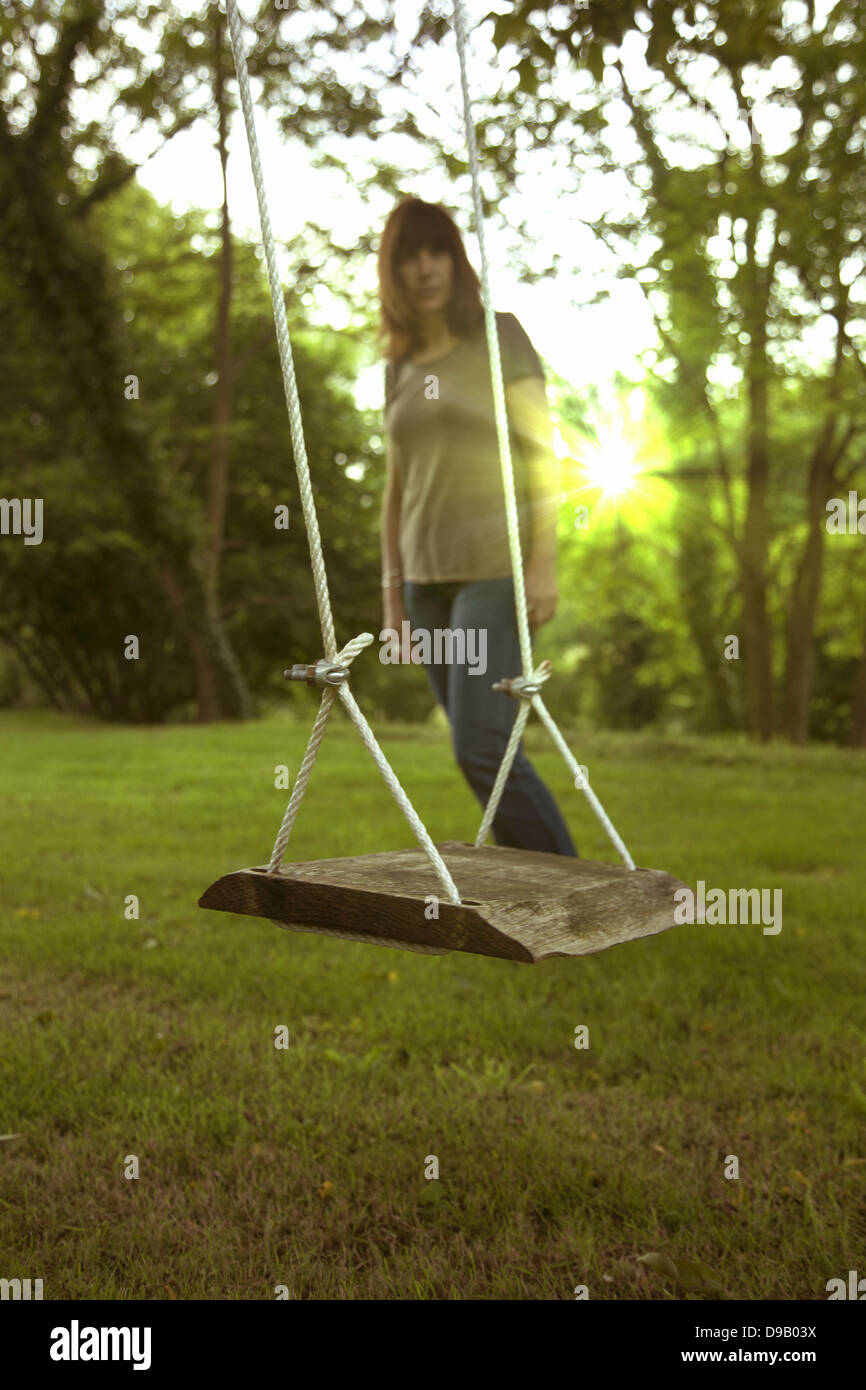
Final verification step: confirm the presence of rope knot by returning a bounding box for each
[336,632,375,667]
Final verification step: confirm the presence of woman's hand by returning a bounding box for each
[383,588,408,658]
[524,555,558,631]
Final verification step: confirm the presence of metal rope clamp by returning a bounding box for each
[284,659,351,688]
[492,674,543,699]
[492,659,553,700]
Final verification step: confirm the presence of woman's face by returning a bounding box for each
[397,243,454,316]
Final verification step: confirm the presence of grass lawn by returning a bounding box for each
[1,707,864,1300]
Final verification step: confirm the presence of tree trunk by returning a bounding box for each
[673,485,739,731]
[742,325,774,741]
[850,612,866,748]
[781,421,839,743]
[0,109,249,723]
[207,12,234,623]
[203,9,252,720]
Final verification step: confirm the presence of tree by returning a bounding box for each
[435,0,866,742]
[0,0,253,717]
[0,0,403,720]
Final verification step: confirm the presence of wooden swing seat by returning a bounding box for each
[199,840,687,964]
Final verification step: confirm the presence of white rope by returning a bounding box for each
[452,0,635,870]
[267,634,461,900]
[225,0,336,661]
[530,696,635,870]
[268,684,337,874]
[268,632,369,873]
[336,684,461,902]
[473,662,549,848]
[452,0,533,681]
[226,0,463,907]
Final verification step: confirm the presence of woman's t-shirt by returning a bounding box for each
[384,311,546,583]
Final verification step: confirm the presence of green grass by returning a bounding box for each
[1,707,864,1300]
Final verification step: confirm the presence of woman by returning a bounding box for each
[378,196,577,857]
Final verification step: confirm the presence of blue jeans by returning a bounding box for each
[402,576,578,856]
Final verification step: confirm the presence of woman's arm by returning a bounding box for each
[381,442,407,638]
[505,376,561,629]
[381,441,403,580]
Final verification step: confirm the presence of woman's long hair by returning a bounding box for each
[377,197,483,361]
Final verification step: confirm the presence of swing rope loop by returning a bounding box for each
[452,0,635,869]
[452,0,533,682]
[225,0,461,904]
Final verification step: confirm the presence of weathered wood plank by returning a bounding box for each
[199,841,688,964]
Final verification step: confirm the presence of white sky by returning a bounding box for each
[131,0,658,412]
[118,0,844,413]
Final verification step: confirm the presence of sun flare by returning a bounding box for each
[582,426,642,500]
